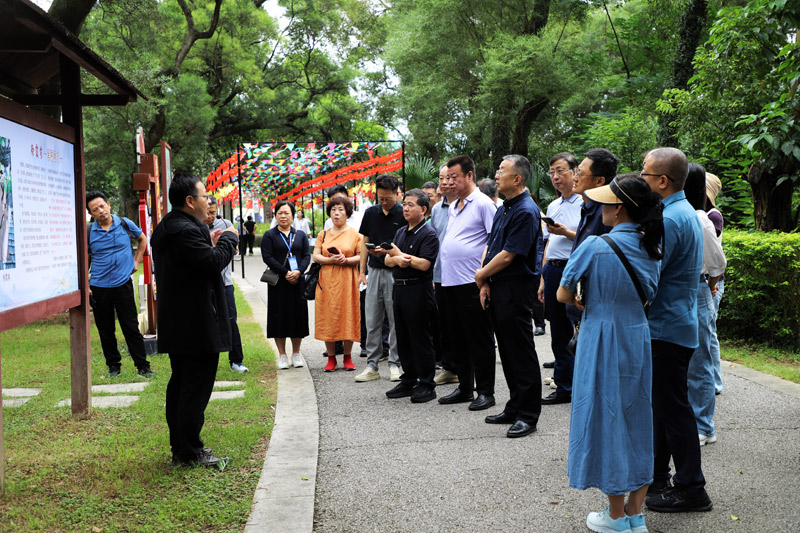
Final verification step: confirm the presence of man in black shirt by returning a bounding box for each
[243,215,256,255]
[383,189,439,402]
[355,174,405,382]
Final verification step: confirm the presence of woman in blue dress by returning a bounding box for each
[557,175,664,533]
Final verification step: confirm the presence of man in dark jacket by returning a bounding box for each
[151,172,239,468]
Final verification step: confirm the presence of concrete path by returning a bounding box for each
[235,253,800,533]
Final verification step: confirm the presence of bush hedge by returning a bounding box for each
[719,229,800,349]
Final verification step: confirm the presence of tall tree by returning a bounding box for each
[656,0,708,146]
[660,0,800,230]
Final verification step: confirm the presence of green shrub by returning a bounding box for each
[719,229,800,349]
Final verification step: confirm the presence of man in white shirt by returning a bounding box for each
[537,152,583,405]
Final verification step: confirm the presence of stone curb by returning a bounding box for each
[234,274,318,533]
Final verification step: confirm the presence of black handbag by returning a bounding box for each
[260,267,279,285]
[302,230,326,300]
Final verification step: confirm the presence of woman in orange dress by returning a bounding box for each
[313,195,362,372]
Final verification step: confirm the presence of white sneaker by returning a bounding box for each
[434,369,459,385]
[543,377,554,384]
[389,365,402,382]
[354,366,380,382]
[549,381,558,389]
[586,506,632,533]
[699,433,717,446]
[291,354,304,368]
[230,363,249,373]
[277,355,289,370]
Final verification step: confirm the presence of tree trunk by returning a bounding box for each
[49,0,97,35]
[510,97,549,161]
[748,161,795,231]
[490,113,510,171]
[657,0,708,147]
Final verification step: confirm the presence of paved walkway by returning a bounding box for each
[236,253,800,532]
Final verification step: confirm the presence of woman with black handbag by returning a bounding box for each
[261,200,311,370]
[312,195,362,372]
[556,175,664,533]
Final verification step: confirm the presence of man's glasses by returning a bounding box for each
[548,168,572,177]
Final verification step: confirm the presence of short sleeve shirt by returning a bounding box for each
[359,203,404,269]
[648,191,703,348]
[440,188,496,287]
[88,215,143,288]
[543,193,582,260]
[392,222,439,281]
[429,197,451,283]
[483,191,542,280]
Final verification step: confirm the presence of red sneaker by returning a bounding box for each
[324,356,337,372]
[342,354,355,371]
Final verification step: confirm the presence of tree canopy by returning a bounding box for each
[45,0,799,230]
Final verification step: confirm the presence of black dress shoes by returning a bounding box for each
[386,382,415,399]
[541,391,571,405]
[468,394,496,411]
[507,420,537,438]
[534,326,546,336]
[542,360,555,368]
[485,411,515,424]
[438,389,474,405]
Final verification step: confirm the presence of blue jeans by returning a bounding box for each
[710,279,724,393]
[688,279,716,436]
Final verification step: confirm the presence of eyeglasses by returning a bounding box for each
[640,172,675,183]
[547,168,572,177]
[574,168,594,179]
[193,193,210,201]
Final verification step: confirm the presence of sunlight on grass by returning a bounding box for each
[0,285,276,532]
[721,340,800,384]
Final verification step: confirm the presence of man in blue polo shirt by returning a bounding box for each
[475,155,542,438]
[640,147,712,513]
[86,191,153,378]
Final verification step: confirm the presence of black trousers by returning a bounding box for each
[224,285,244,365]
[543,262,575,393]
[393,282,437,387]
[489,278,541,424]
[89,280,149,371]
[166,352,219,462]
[531,274,546,329]
[440,283,495,396]
[434,283,455,371]
[652,340,706,494]
[244,234,255,254]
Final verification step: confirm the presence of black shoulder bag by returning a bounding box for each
[302,230,325,300]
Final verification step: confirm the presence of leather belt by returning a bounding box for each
[393,278,431,286]
[547,259,568,268]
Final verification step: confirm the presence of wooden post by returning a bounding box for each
[61,55,91,420]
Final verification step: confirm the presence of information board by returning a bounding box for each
[0,116,78,312]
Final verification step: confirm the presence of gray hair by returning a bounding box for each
[207,195,218,206]
[502,154,531,184]
[478,178,497,198]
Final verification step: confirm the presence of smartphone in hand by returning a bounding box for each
[542,217,558,226]
[379,242,392,249]
[327,247,340,255]
[365,242,377,250]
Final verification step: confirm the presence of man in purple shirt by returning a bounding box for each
[437,155,498,411]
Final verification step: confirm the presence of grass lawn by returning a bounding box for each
[721,340,800,384]
[0,284,276,532]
